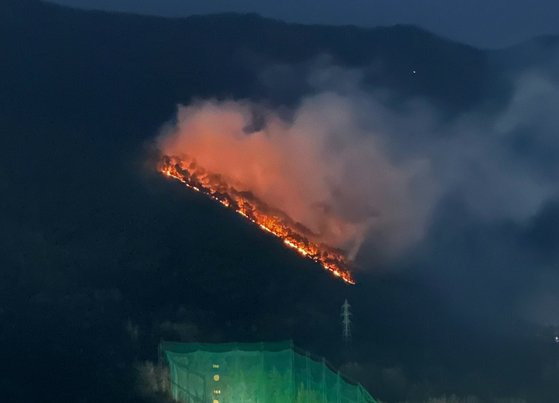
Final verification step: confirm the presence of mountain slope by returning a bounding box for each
[2,2,553,402]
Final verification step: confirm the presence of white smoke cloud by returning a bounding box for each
[158,91,437,260]
[157,63,559,266]
[431,71,559,222]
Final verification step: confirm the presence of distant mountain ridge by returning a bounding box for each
[1,0,499,125]
[493,33,559,73]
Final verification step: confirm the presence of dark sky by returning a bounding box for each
[49,0,558,48]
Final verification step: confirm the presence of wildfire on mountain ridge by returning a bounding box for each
[159,155,355,284]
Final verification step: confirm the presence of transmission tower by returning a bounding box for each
[341,299,352,343]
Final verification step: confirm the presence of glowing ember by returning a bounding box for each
[159,155,355,284]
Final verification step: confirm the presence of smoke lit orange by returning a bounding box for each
[159,155,355,284]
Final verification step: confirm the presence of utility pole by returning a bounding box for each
[341,299,352,343]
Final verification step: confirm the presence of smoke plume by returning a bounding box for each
[157,92,436,261]
[157,59,559,271]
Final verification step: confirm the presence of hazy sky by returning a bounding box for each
[49,0,558,48]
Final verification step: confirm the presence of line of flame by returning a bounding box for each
[158,156,355,285]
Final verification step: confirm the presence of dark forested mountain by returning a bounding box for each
[1,0,495,123]
[492,34,559,76]
[1,1,557,402]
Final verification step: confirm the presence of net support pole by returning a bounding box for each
[322,358,326,402]
[337,371,341,403]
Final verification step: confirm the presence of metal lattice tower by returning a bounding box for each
[341,299,352,342]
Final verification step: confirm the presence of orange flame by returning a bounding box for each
[159,155,355,284]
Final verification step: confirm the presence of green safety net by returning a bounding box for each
[161,341,377,403]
